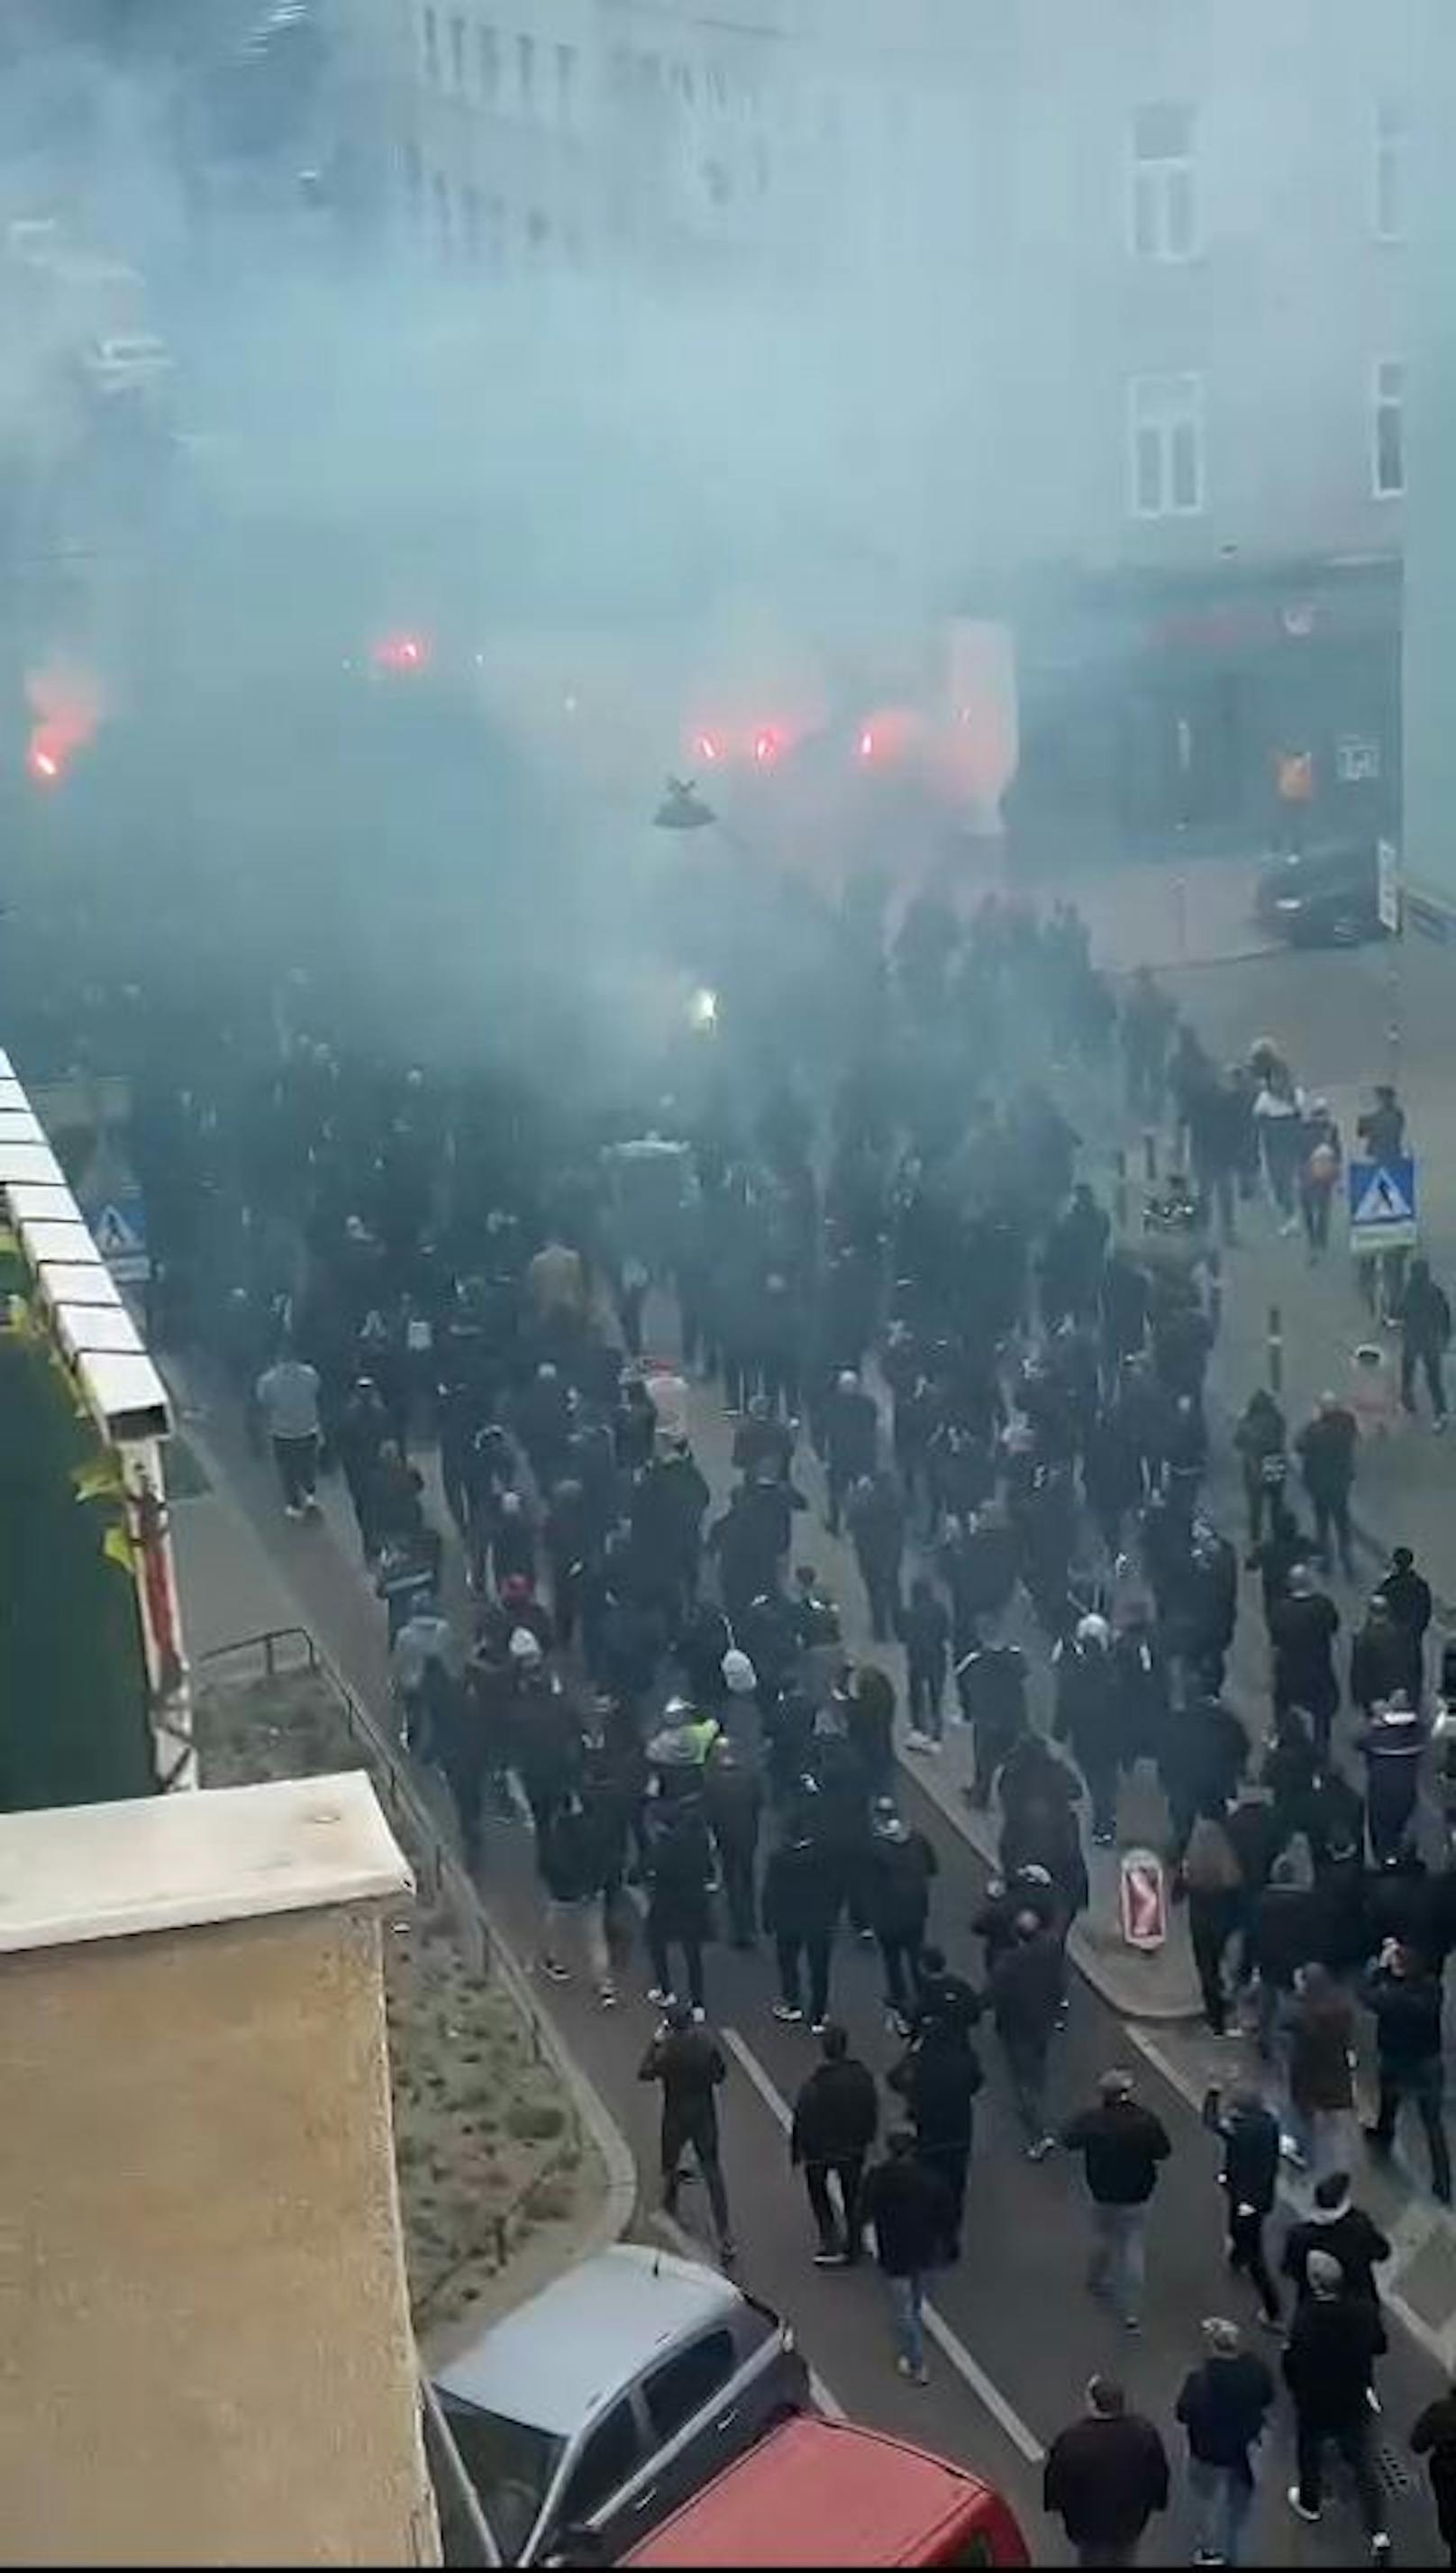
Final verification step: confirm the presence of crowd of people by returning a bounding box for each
[33,869,1456,2565]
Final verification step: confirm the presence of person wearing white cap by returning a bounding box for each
[1052,1615,1122,1846]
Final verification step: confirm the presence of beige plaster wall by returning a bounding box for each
[0,1905,437,2565]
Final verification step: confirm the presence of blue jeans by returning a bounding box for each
[1188,2459,1255,2566]
[1088,2203,1147,2322]
[886,2270,926,2372]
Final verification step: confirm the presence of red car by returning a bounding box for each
[621,2413,1030,2568]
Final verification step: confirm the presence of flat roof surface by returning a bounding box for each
[435,2246,737,2435]
[624,2416,995,2568]
[0,1773,412,1954]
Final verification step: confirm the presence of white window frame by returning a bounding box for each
[1130,102,1197,262]
[1128,371,1206,519]
[1372,99,1407,242]
[1372,358,1406,499]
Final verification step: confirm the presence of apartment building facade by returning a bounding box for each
[324,0,1423,859]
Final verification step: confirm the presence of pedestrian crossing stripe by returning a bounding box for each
[94,1203,142,1258]
[1351,1168,1414,1227]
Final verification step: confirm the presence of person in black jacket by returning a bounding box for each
[1351,1593,1423,1718]
[1379,1544,1434,1647]
[1175,2316,1274,2568]
[1362,1942,1453,2203]
[863,1798,938,2020]
[1282,2169,1391,2307]
[860,2126,956,2384]
[990,1912,1062,2159]
[1395,1256,1451,1427]
[763,1813,836,2028]
[703,1738,763,1949]
[887,2022,983,2262]
[900,1574,951,1747]
[789,2021,878,2266]
[1284,2249,1389,2550]
[1060,2069,1171,2328]
[641,1793,714,2018]
[1411,2380,1456,2568]
[638,2002,734,2265]
[1203,2085,1282,2327]
[1269,1565,1341,1756]
[1043,2375,1169,2568]
[954,1637,1029,1808]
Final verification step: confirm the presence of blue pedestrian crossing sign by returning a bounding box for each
[82,1184,150,1286]
[1349,1155,1418,1254]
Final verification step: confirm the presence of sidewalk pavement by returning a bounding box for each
[1051,849,1279,975]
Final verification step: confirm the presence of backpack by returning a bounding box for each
[1184,1814,1243,1896]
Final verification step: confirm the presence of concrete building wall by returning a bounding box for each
[1399,5,1456,903]
[0,1778,432,2568]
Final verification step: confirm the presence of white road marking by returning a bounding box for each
[721,2024,1045,2465]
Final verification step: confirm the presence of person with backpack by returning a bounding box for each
[1175,2316,1275,2568]
[642,1792,715,2019]
[1283,2168,1391,2308]
[1182,1802,1245,2037]
[863,1797,938,2024]
[887,2018,984,2264]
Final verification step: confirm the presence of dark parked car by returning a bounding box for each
[1256,842,1389,946]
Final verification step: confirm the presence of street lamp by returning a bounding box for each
[653,776,716,832]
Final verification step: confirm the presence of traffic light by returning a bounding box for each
[371,631,430,674]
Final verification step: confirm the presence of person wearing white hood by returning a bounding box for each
[1252,1063,1306,1234]
[1052,1615,1123,1845]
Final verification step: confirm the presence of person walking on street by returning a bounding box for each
[1052,1614,1124,1845]
[860,2126,956,2385]
[1202,2085,1282,2330]
[638,2001,735,2265]
[990,1910,1062,2158]
[763,1811,836,2029]
[255,1345,323,1518]
[1286,1963,1358,2178]
[1361,1693,1427,1866]
[887,2016,983,2262]
[901,1574,951,1747]
[1395,1256,1451,1429]
[1299,1100,1342,1264]
[1284,2249,1391,2558]
[863,1796,938,2023]
[1233,1389,1288,1553]
[845,1467,905,1642]
[1060,2068,1171,2329]
[1176,2316,1275,2568]
[1043,2376,1169,2569]
[1269,1564,1341,1757]
[1296,1393,1359,1580]
[1362,1939,1453,2203]
[641,1793,715,2019]
[789,2021,878,2266]
[824,1368,879,1533]
[1181,1803,1245,2038]
[1379,1544,1434,1649]
[1411,2379,1456,2568]
[1283,2169,1391,2308]
[703,1738,763,1950]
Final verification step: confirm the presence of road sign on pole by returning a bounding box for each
[1118,1847,1168,1951]
[1348,1155,1418,1256]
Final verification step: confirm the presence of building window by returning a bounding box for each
[1373,99,1407,242]
[1373,359,1406,497]
[450,14,466,89]
[421,5,439,84]
[517,32,535,107]
[478,23,499,101]
[1129,372,1206,516]
[1131,102,1196,260]
[432,170,453,255]
[462,185,484,260]
[556,42,577,120]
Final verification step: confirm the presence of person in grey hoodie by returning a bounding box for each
[255,1346,323,1517]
